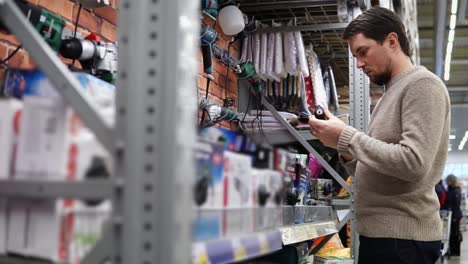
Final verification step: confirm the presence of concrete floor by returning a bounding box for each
[447,232,468,264]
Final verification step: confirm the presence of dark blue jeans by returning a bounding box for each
[359,235,441,264]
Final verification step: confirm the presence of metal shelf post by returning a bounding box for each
[113,0,199,263]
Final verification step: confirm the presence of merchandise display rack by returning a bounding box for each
[0,0,374,264]
[237,1,373,260]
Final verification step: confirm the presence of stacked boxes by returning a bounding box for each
[1,70,114,262]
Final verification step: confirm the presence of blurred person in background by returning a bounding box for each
[435,180,446,208]
[445,174,463,256]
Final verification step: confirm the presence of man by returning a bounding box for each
[444,174,463,256]
[308,6,450,263]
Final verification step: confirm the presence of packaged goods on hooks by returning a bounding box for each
[239,29,340,119]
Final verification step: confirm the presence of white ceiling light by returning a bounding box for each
[448,30,455,43]
[444,62,451,81]
[459,137,467,150]
[445,0,459,81]
[450,15,457,30]
[452,0,459,14]
[449,135,456,140]
[449,147,452,152]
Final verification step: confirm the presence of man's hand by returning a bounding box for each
[309,108,348,149]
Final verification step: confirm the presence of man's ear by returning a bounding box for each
[386,32,399,49]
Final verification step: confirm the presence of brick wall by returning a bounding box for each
[198,16,240,129]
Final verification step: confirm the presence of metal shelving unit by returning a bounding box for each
[237,1,372,261]
[0,0,371,263]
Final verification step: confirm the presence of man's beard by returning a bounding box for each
[370,70,392,86]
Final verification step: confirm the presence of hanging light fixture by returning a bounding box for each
[218,1,245,35]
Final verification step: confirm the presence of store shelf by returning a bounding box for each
[246,129,316,145]
[0,256,52,264]
[279,221,338,246]
[331,199,352,206]
[0,180,113,200]
[192,230,282,264]
[192,220,338,264]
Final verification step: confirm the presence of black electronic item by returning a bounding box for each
[285,187,300,206]
[252,146,270,169]
[194,151,212,206]
[194,177,210,206]
[84,156,110,206]
[298,112,310,123]
[314,105,326,120]
[234,177,250,203]
[257,184,270,207]
[200,25,218,74]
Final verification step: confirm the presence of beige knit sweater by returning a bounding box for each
[337,66,450,241]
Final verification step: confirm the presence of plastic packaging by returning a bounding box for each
[294,31,310,77]
[306,45,327,109]
[284,32,298,76]
[240,35,248,63]
[304,76,314,111]
[308,153,323,179]
[253,33,261,74]
[274,32,286,78]
[247,34,253,62]
[266,33,276,81]
[259,33,268,80]
[323,68,331,106]
[328,66,340,112]
[297,72,311,115]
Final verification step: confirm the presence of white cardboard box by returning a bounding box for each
[0,99,23,179]
[7,199,30,256]
[251,169,283,207]
[194,142,225,209]
[0,99,22,255]
[24,127,108,261]
[14,96,69,180]
[0,199,8,254]
[25,200,111,262]
[223,151,252,208]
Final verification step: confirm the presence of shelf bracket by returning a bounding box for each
[0,179,114,200]
[337,210,352,230]
[261,97,351,194]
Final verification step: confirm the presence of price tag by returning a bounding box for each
[192,242,209,264]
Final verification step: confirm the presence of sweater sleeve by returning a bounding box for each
[337,77,449,183]
[339,155,357,176]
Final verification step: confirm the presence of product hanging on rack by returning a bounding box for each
[306,44,328,111]
[324,65,340,113]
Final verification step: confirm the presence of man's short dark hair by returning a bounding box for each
[343,6,411,57]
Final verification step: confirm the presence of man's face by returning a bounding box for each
[348,33,393,86]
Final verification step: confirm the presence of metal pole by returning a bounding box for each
[113,0,199,263]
